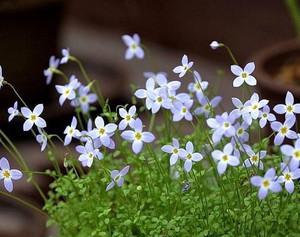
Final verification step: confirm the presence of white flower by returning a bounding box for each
[122,34,144,60]
[44,56,60,84]
[135,77,156,110]
[118,106,136,130]
[0,157,23,192]
[121,118,155,154]
[271,117,297,146]
[55,75,81,106]
[8,101,19,122]
[281,138,300,168]
[231,62,257,87]
[178,141,203,172]
[171,100,193,122]
[60,48,70,64]
[278,162,300,194]
[188,70,209,101]
[258,105,276,128]
[211,143,240,175]
[64,116,81,146]
[173,55,193,78]
[89,116,117,148]
[21,104,47,131]
[76,142,103,167]
[243,149,266,170]
[161,138,181,166]
[36,129,48,152]
[251,168,282,200]
[106,166,130,191]
[70,85,97,113]
[273,91,300,119]
[210,41,221,49]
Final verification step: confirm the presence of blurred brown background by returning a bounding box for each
[0,0,296,236]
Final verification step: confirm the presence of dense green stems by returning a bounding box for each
[0,191,47,216]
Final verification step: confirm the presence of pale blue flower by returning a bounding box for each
[178,141,203,172]
[155,74,181,94]
[171,100,193,122]
[122,34,144,60]
[64,116,81,146]
[44,56,60,84]
[0,66,4,89]
[21,104,47,131]
[280,138,300,168]
[0,157,23,192]
[121,118,155,154]
[135,77,156,110]
[278,162,300,194]
[118,105,136,130]
[231,97,245,119]
[273,91,300,119]
[194,96,222,118]
[188,71,209,101]
[251,168,282,200]
[8,101,19,122]
[106,165,130,191]
[271,116,297,146]
[230,137,251,158]
[70,85,97,113]
[161,138,181,166]
[212,143,240,175]
[258,105,276,128]
[242,93,269,125]
[89,116,117,148]
[235,122,249,142]
[243,149,266,170]
[36,129,48,152]
[149,88,173,113]
[210,41,221,49]
[173,55,193,78]
[207,111,237,144]
[55,75,81,105]
[76,141,103,167]
[60,48,70,64]
[231,62,256,87]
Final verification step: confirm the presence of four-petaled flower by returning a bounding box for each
[258,105,276,128]
[21,104,47,131]
[271,116,297,146]
[278,162,300,194]
[171,100,193,122]
[179,141,203,172]
[161,138,181,166]
[122,34,144,60]
[76,142,103,167]
[251,168,282,200]
[60,48,70,64]
[195,96,222,118]
[8,101,19,122]
[55,75,81,106]
[106,165,130,191]
[274,91,300,119]
[118,106,136,130]
[0,157,23,192]
[211,143,240,175]
[231,62,257,87]
[36,129,48,152]
[89,116,117,148]
[70,85,97,113]
[121,118,155,154]
[243,149,266,170]
[173,55,193,78]
[44,56,60,84]
[281,138,300,168]
[64,116,81,146]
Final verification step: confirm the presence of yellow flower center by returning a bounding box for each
[157,96,163,103]
[294,150,300,159]
[223,122,230,128]
[80,96,87,103]
[98,128,105,135]
[237,128,243,135]
[251,155,258,162]
[285,173,292,181]
[182,107,187,113]
[65,89,70,95]
[252,104,258,110]
[222,155,229,161]
[287,105,293,112]
[262,179,270,188]
[2,170,10,179]
[131,44,137,50]
[263,113,267,118]
[241,72,248,78]
[135,132,142,140]
[173,148,178,154]
[280,126,288,135]
[125,115,131,121]
[30,114,37,121]
[187,153,192,160]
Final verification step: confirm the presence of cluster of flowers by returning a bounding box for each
[1,33,300,203]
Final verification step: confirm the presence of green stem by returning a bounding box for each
[285,0,300,37]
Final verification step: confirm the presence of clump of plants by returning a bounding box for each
[1,35,300,236]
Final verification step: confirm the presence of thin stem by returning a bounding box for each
[0,191,47,217]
